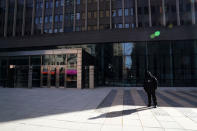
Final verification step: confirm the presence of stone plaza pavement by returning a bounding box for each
[0,87,197,131]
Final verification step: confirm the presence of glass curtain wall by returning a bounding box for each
[87,0,97,31]
[25,0,33,35]
[150,0,164,27]
[44,0,53,33]
[165,0,177,27]
[54,0,63,33]
[0,0,5,37]
[64,0,74,32]
[179,0,192,25]
[138,0,149,28]
[76,0,83,31]
[124,0,135,29]
[99,0,110,30]
[16,0,24,36]
[7,0,15,36]
[111,0,122,29]
[34,0,42,34]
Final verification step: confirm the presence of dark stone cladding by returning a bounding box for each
[0,25,197,49]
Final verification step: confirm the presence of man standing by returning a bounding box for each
[143,71,158,108]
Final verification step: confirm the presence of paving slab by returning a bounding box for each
[0,87,197,131]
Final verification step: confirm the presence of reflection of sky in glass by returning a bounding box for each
[123,43,134,69]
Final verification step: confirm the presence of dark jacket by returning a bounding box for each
[143,71,158,93]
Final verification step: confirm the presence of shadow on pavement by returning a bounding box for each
[89,106,153,119]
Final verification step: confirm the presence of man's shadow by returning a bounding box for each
[89,106,153,119]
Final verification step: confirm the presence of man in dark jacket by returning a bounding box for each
[143,71,158,108]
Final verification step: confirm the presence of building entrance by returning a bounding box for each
[0,49,89,89]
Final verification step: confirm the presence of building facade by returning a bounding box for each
[0,0,197,88]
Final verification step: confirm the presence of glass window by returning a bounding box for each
[125,24,129,28]
[54,28,58,33]
[49,16,52,22]
[60,15,63,22]
[61,0,64,6]
[76,13,80,20]
[56,1,59,7]
[49,29,52,33]
[77,0,80,4]
[40,2,43,8]
[131,8,134,16]
[59,28,63,32]
[35,17,39,24]
[50,1,53,8]
[55,15,59,22]
[125,9,129,16]
[118,24,123,28]
[144,7,148,15]
[46,1,49,8]
[112,10,116,17]
[40,17,42,23]
[45,16,48,23]
[118,9,122,16]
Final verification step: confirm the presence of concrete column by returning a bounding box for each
[52,0,55,33]
[77,49,82,89]
[135,0,138,28]
[162,0,166,26]
[176,0,180,25]
[62,0,65,32]
[89,66,94,89]
[47,66,51,88]
[122,0,125,28]
[28,65,33,88]
[22,0,26,36]
[13,0,17,37]
[73,0,76,31]
[4,0,9,37]
[64,66,67,88]
[40,66,43,87]
[41,0,46,34]
[85,0,88,31]
[56,66,59,88]
[109,0,112,29]
[97,0,100,30]
[148,0,152,27]
[31,0,36,35]
[191,0,195,25]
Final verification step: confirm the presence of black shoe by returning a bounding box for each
[154,105,157,108]
[147,104,151,107]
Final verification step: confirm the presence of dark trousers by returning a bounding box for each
[147,91,157,106]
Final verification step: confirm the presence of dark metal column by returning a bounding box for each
[31,0,36,35]
[176,0,180,25]
[4,0,9,37]
[97,0,100,30]
[148,0,152,27]
[41,0,46,34]
[52,0,55,33]
[62,0,65,32]
[162,0,166,26]
[73,0,76,31]
[13,0,17,37]
[22,0,26,36]
[85,0,88,31]
[109,0,112,29]
[135,0,138,28]
[191,0,195,25]
[122,0,125,28]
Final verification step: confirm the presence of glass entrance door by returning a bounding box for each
[15,65,29,88]
[59,66,65,87]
